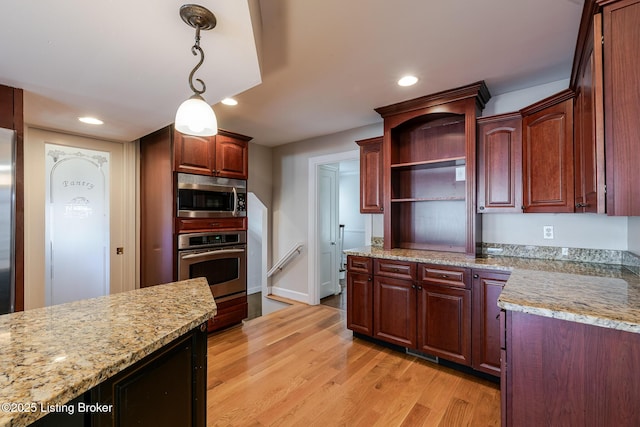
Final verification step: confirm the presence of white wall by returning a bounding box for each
[482,79,570,117]
[271,123,382,300]
[483,214,628,250]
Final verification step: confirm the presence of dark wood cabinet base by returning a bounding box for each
[207,295,248,333]
[32,324,208,427]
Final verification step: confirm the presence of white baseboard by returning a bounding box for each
[270,286,309,304]
[247,284,261,295]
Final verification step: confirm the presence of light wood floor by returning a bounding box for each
[206,304,500,427]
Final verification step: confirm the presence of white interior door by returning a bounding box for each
[24,128,135,309]
[318,164,339,299]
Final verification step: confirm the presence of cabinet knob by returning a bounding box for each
[575,202,589,208]
[380,207,384,211]
[479,206,485,211]
[368,277,372,281]
[473,274,479,279]
[417,285,423,290]
[412,285,416,289]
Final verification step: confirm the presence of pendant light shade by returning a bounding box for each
[175,94,218,136]
[175,4,219,137]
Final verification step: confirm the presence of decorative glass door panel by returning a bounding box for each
[45,144,110,306]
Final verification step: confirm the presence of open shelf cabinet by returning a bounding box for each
[375,82,490,255]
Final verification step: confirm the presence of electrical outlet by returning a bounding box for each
[561,247,569,256]
[543,225,554,239]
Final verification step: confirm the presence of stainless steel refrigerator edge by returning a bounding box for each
[0,127,16,314]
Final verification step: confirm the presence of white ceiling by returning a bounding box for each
[0,0,584,147]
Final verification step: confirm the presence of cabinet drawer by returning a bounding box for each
[176,217,246,232]
[347,256,372,274]
[418,264,470,288]
[374,259,416,280]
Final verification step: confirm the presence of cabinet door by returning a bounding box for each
[477,113,522,213]
[356,136,384,213]
[91,326,207,427]
[347,272,373,335]
[472,270,509,376]
[574,13,605,214]
[140,126,176,288]
[417,284,471,365]
[522,96,575,213]
[174,131,215,175]
[373,276,416,348]
[602,0,640,215]
[214,133,248,180]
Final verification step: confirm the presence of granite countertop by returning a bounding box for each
[0,278,217,427]
[344,246,640,334]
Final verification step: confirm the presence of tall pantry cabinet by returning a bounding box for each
[139,126,250,289]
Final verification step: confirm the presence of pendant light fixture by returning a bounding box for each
[175,4,218,136]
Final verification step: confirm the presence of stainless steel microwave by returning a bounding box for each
[176,173,246,218]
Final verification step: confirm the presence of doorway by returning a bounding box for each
[23,127,136,309]
[308,150,368,306]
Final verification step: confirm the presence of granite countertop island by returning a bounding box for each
[0,278,217,427]
[344,246,640,334]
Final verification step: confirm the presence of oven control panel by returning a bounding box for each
[178,231,247,250]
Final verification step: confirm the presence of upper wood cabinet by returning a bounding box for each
[521,90,575,213]
[598,0,640,215]
[214,131,250,180]
[375,82,490,255]
[477,113,523,213]
[572,7,606,214]
[356,136,384,213]
[174,129,250,180]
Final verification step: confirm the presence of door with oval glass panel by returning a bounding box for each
[25,128,135,308]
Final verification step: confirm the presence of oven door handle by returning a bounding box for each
[232,187,238,217]
[181,248,246,260]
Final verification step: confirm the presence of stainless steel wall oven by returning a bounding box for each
[178,231,246,302]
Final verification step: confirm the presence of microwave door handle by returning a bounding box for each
[181,249,245,260]
[232,187,238,217]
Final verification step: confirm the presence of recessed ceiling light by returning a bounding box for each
[221,97,238,106]
[78,117,104,125]
[398,76,418,87]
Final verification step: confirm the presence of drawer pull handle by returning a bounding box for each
[441,274,449,278]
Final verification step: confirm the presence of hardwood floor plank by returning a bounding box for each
[206,304,500,426]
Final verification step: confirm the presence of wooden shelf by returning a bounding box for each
[391,157,465,170]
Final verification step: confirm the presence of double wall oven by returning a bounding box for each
[176,173,248,332]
